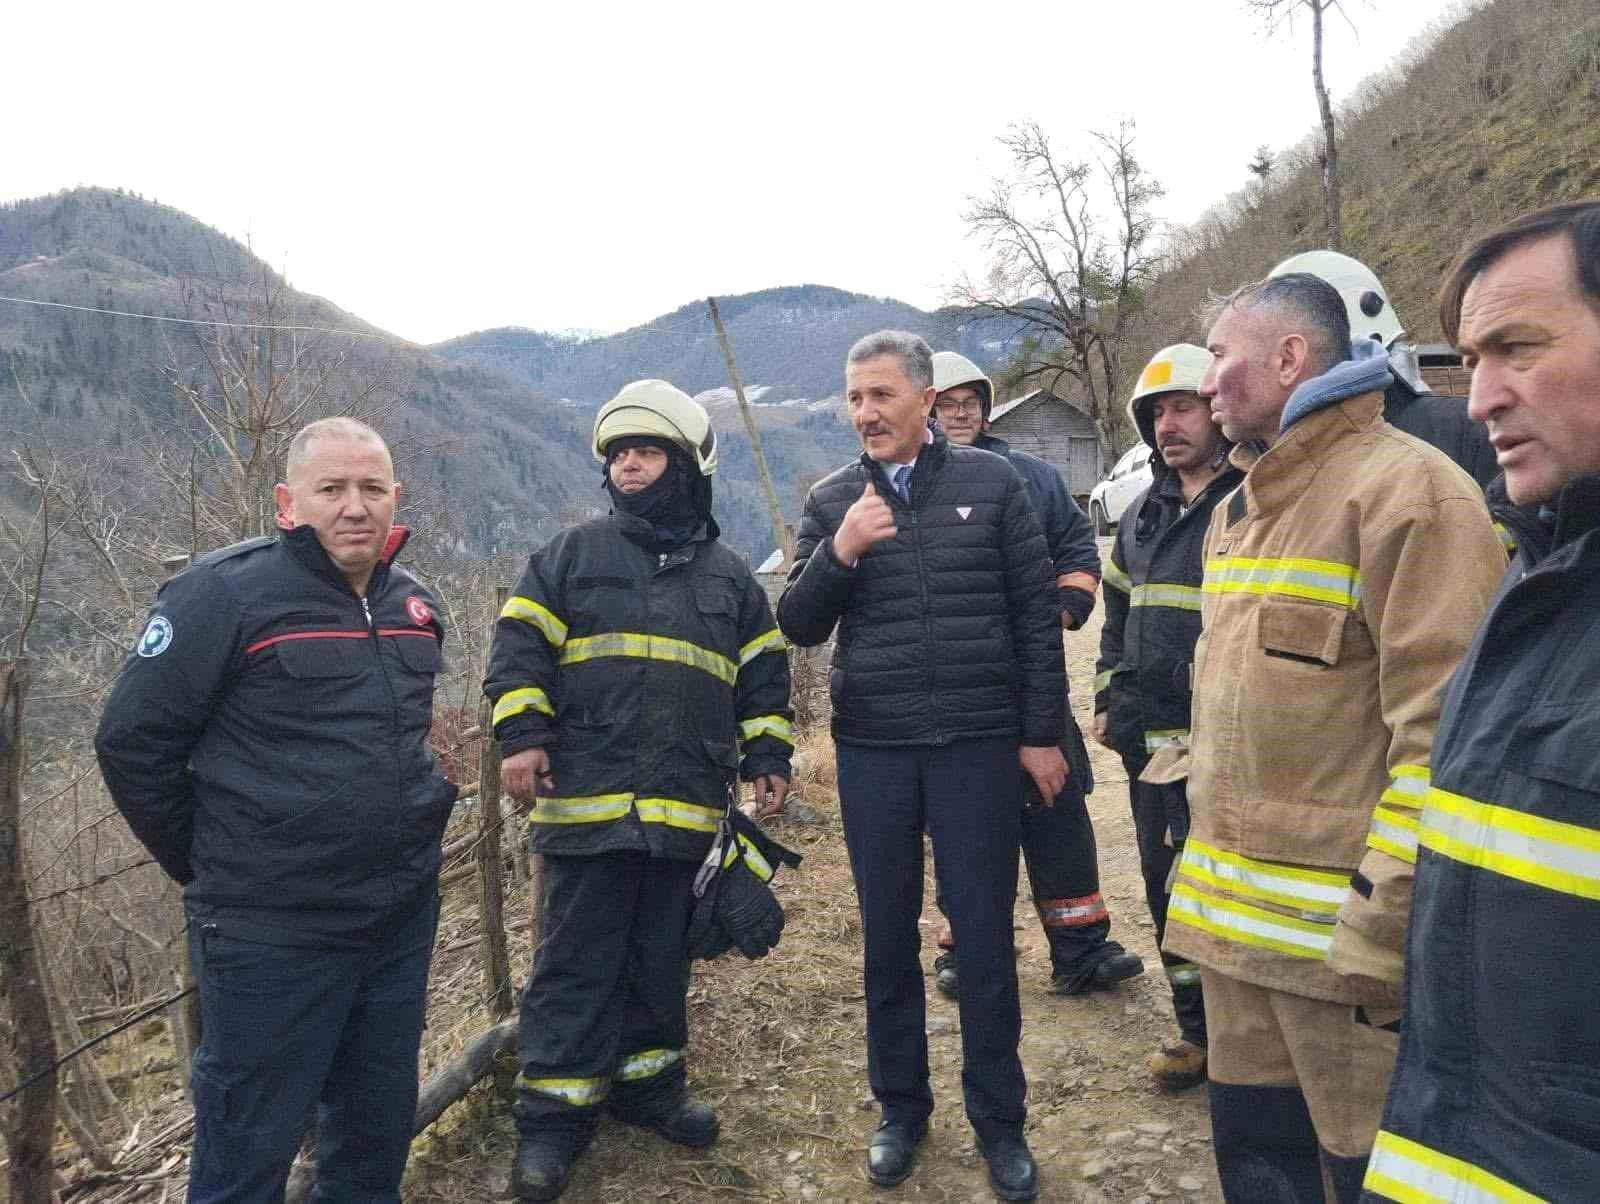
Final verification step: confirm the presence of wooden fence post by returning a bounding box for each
[0,660,61,1204]
[475,589,513,1019]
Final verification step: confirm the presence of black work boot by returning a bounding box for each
[511,1140,574,1202]
[1048,945,1145,995]
[610,1095,720,1148]
[933,950,959,998]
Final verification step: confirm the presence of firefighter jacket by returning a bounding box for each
[484,512,792,863]
[972,432,1101,626]
[1366,475,1600,1203]
[1168,363,1505,1006]
[1095,459,1243,762]
[95,526,457,948]
[777,431,1066,749]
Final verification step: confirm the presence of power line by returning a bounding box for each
[0,294,402,343]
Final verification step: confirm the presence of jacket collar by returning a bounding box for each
[1279,339,1393,433]
[281,523,406,595]
[974,432,1011,457]
[859,427,951,493]
[1230,389,1386,517]
[1505,473,1600,566]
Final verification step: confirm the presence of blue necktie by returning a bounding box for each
[892,464,912,503]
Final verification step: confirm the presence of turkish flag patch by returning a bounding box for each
[405,595,433,626]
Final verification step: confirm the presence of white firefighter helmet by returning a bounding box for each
[592,380,718,476]
[931,350,994,416]
[1269,249,1405,348]
[1126,343,1213,448]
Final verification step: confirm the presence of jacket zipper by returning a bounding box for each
[361,589,405,906]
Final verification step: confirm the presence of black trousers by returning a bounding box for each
[515,851,696,1151]
[837,736,1025,1145]
[1123,753,1207,1045]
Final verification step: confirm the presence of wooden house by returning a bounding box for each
[986,388,1105,499]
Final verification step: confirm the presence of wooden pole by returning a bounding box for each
[707,297,793,562]
[475,588,513,1019]
[0,661,60,1204]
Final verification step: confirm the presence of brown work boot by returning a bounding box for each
[1146,1036,1207,1091]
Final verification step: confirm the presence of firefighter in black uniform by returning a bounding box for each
[1093,345,1242,1091]
[928,351,1143,998]
[96,417,456,1203]
[486,380,793,1201]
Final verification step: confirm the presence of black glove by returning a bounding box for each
[716,864,786,958]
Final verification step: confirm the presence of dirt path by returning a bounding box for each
[407,549,1224,1202]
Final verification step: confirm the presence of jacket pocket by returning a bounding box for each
[1515,703,1600,797]
[1257,597,1345,666]
[393,633,443,674]
[274,636,368,678]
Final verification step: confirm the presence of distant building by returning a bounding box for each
[986,388,1105,499]
[1416,343,1471,395]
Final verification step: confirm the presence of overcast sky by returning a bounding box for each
[6,0,1469,344]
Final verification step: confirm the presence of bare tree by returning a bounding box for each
[1251,0,1357,249]
[955,120,1163,463]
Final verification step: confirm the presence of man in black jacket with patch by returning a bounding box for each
[779,331,1066,1202]
[1093,344,1242,1093]
[97,417,456,1204]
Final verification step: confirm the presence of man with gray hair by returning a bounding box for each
[1169,275,1505,1199]
[779,331,1067,1200]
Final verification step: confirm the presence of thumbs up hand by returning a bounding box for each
[833,480,898,566]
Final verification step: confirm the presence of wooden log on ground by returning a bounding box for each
[412,1018,517,1135]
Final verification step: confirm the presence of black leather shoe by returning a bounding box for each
[934,950,959,998]
[979,1135,1038,1201]
[511,1141,574,1201]
[867,1119,927,1187]
[1049,950,1145,995]
[610,1096,720,1148]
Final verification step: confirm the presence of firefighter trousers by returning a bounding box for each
[1123,754,1207,1045]
[515,851,697,1152]
[1202,969,1399,1203]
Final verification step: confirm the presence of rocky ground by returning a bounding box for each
[405,570,1224,1203]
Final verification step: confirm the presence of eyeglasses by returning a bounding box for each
[934,399,982,416]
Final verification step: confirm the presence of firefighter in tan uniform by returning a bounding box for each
[1172,273,1505,1201]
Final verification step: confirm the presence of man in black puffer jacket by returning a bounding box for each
[779,331,1066,1203]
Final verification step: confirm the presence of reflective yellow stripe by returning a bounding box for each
[739,714,795,747]
[518,1074,609,1106]
[1176,838,1348,917]
[1169,882,1334,959]
[530,793,721,832]
[634,797,722,833]
[1203,555,1363,609]
[1143,728,1189,754]
[1130,582,1203,611]
[1382,764,1430,809]
[493,687,553,725]
[530,795,633,825]
[560,632,736,686]
[1420,786,1600,901]
[1093,669,1115,693]
[614,1047,682,1082]
[739,627,788,666]
[1492,521,1518,556]
[1368,806,1421,864]
[1365,1130,1542,1203]
[1102,560,1132,594]
[502,595,568,647]
[721,832,775,881]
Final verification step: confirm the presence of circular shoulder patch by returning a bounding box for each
[405,595,433,627]
[137,615,175,658]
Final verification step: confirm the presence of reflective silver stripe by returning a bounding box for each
[634,797,722,833]
[614,1047,682,1082]
[1367,806,1420,864]
[518,1074,609,1106]
[560,632,737,686]
[502,595,568,646]
[1203,555,1362,609]
[1143,728,1190,754]
[1177,838,1348,917]
[1365,1130,1542,1203]
[739,714,795,746]
[493,687,553,725]
[1420,786,1600,901]
[1382,764,1430,808]
[1130,582,1203,611]
[721,832,775,881]
[530,795,633,825]
[1169,883,1334,959]
[1102,560,1132,594]
[739,627,788,665]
